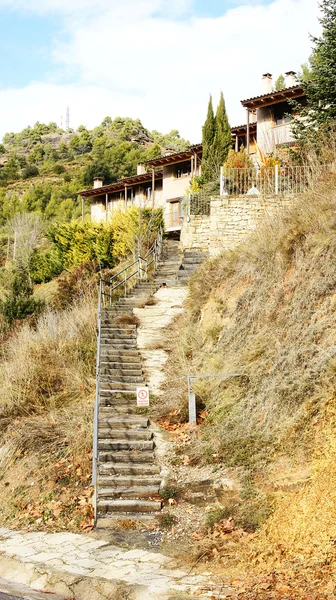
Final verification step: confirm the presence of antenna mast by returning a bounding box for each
[66,106,70,131]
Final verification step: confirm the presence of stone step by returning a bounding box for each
[100,375,144,383]
[100,382,141,391]
[99,463,160,475]
[100,367,143,376]
[98,429,153,440]
[98,417,149,428]
[98,451,155,464]
[96,514,160,528]
[98,440,155,451]
[97,499,162,514]
[100,331,137,339]
[98,394,137,404]
[100,350,140,357]
[99,406,135,415]
[101,344,137,352]
[98,474,160,487]
[98,486,160,499]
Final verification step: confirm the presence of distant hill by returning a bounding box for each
[0,117,190,225]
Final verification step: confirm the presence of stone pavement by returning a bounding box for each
[0,578,65,600]
[0,528,227,600]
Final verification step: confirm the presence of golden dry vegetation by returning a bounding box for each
[158,166,336,594]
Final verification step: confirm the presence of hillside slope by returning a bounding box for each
[160,168,336,592]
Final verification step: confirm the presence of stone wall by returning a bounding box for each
[180,195,293,256]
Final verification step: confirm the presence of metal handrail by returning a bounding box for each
[92,227,163,526]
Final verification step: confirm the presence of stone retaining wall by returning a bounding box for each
[180,195,293,256]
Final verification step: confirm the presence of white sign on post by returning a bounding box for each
[136,386,150,407]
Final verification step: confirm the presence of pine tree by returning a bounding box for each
[214,91,232,168]
[201,96,216,181]
[299,0,336,129]
[275,74,285,91]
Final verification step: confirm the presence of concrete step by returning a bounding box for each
[97,499,162,514]
[98,440,155,451]
[98,486,160,499]
[98,417,149,429]
[98,429,153,440]
[101,343,137,351]
[98,451,155,464]
[99,463,160,475]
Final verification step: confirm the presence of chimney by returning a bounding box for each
[93,177,103,189]
[262,73,273,94]
[285,71,297,88]
[137,163,146,175]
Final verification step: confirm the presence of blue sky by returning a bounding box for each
[0,0,320,140]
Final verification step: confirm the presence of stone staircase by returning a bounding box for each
[95,239,208,528]
[177,249,208,283]
[95,238,182,528]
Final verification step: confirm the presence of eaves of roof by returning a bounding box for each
[241,85,305,108]
[79,170,163,198]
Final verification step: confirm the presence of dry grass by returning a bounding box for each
[157,166,336,585]
[0,292,96,531]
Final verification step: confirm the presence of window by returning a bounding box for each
[176,163,191,179]
[273,102,293,126]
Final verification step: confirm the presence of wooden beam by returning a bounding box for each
[124,185,127,208]
[246,109,250,155]
[105,193,108,221]
[152,168,155,208]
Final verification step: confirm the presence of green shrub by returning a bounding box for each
[48,221,115,269]
[29,248,64,284]
[0,268,44,325]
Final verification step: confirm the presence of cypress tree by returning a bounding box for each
[201,96,216,181]
[214,91,232,167]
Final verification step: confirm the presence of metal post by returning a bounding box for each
[105,193,108,221]
[275,164,279,195]
[235,134,239,153]
[188,376,197,425]
[124,269,127,297]
[81,196,85,222]
[93,278,102,527]
[246,109,250,156]
[124,186,127,209]
[220,166,224,196]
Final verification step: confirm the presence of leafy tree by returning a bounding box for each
[29,247,64,284]
[201,96,216,182]
[214,91,231,168]
[0,144,5,155]
[275,74,285,90]
[82,162,113,187]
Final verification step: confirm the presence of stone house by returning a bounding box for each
[239,71,306,156]
[80,144,202,233]
[80,72,306,228]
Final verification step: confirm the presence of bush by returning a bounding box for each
[48,221,115,269]
[22,165,39,179]
[0,268,44,325]
[52,163,66,175]
[29,248,64,284]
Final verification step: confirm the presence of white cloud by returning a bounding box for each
[0,0,320,141]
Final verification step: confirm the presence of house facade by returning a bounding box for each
[80,145,202,232]
[80,71,306,227]
[241,72,306,156]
